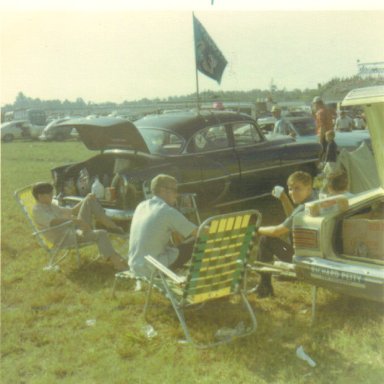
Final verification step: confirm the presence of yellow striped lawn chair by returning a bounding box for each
[14,184,96,270]
[142,209,261,348]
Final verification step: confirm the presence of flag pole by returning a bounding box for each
[195,65,200,113]
[192,12,200,112]
[195,68,200,113]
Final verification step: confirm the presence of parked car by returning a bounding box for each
[39,117,75,141]
[5,108,47,139]
[1,120,32,142]
[293,85,384,303]
[263,116,371,151]
[51,110,321,223]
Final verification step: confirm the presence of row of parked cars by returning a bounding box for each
[0,117,78,142]
[258,115,371,151]
[2,108,370,150]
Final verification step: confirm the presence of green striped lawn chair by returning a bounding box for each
[142,209,261,348]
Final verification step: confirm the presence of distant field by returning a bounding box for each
[1,141,383,384]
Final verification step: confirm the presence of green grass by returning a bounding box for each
[1,141,384,384]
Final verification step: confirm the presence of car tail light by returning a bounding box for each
[292,228,318,249]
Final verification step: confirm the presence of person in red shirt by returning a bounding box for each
[313,96,334,160]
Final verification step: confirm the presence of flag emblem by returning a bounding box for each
[193,15,227,84]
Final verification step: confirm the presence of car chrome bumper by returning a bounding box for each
[294,255,384,302]
[103,207,135,221]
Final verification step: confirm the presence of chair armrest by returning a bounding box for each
[33,220,75,236]
[144,255,186,284]
[248,260,296,275]
[61,196,83,206]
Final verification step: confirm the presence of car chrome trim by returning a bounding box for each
[214,192,271,208]
[294,256,384,281]
[239,159,318,176]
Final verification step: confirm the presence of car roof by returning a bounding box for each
[1,120,29,128]
[134,110,255,138]
[46,117,71,127]
[286,116,315,122]
[341,85,384,106]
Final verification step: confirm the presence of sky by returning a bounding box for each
[1,0,384,106]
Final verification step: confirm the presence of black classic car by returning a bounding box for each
[52,110,321,222]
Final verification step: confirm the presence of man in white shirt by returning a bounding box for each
[335,111,354,131]
[353,115,366,130]
[271,105,295,136]
[128,174,198,278]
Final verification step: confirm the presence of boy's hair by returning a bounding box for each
[150,174,177,195]
[287,171,312,187]
[32,182,54,200]
[327,172,348,193]
[325,130,335,140]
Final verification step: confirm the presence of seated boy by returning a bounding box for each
[32,182,127,271]
[255,171,316,298]
[326,171,352,197]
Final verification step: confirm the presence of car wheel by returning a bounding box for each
[2,134,14,142]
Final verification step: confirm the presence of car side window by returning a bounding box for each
[233,123,262,146]
[293,120,316,136]
[190,125,229,152]
[140,128,185,154]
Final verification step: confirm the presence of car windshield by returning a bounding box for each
[290,119,316,136]
[138,128,185,155]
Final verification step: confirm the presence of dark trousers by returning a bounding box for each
[257,235,294,287]
[169,240,194,270]
[319,136,327,162]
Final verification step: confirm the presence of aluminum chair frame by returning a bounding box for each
[14,184,97,270]
[141,210,261,348]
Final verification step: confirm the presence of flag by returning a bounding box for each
[193,15,227,84]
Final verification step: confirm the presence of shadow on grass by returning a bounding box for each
[65,261,117,293]
[313,290,384,324]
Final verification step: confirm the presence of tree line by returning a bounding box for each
[2,75,383,114]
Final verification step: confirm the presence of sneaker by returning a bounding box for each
[254,284,274,298]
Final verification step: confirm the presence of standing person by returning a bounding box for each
[318,130,339,199]
[271,105,295,136]
[254,171,316,298]
[128,174,198,278]
[32,182,127,271]
[335,110,354,132]
[312,96,334,160]
[353,114,366,130]
[323,129,338,174]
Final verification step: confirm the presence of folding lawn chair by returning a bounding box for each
[14,184,97,271]
[140,209,261,348]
